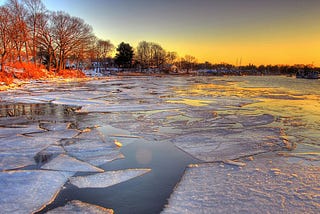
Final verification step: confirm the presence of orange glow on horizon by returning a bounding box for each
[158,31,320,66]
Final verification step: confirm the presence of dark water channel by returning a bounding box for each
[41,141,199,214]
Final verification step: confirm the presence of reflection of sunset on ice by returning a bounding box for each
[114,139,123,148]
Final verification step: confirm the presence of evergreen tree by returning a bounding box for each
[115,42,134,68]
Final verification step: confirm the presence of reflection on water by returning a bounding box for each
[0,103,79,119]
[166,98,214,107]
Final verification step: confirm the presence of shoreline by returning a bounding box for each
[0,77,93,92]
[0,72,304,92]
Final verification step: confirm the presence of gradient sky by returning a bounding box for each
[13,0,320,65]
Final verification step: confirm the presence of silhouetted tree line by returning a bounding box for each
[196,63,319,76]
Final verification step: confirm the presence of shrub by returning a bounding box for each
[0,62,86,86]
[57,69,86,78]
[0,72,13,85]
[9,62,54,79]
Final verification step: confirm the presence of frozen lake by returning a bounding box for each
[0,76,319,213]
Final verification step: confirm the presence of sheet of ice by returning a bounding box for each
[0,124,43,137]
[141,109,181,120]
[108,136,150,147]
[0,135,57,152]
[224,114,275,127]
[75,129,105,141]
[47,200,113,214]
[162,154,320,214]
[52,97,107,107]
[97,125,145,147]
[34,145,65,164]
[73,150,124,166]
[0,153,35,171]
[0,127,70,170]
[63,139,124,166]
[61,128,124,166]
[39,122,71,131]
[98,125,132,138]
[212,96,257,108]
[171,127,285,162]
[26,129,79,139]
[3,96,50,104]
[41,154,104,172]
[78,103,180,113]
[0,170,73,213]
[70,169,151,188]
[0,134,56,170]
[166,98,215,107]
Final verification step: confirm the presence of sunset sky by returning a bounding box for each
[18,0,320,65]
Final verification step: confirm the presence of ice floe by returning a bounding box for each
[78,103,179,113]
[39,122,71,131]
[0,124,43,137]
[34,145,65,164]
[63,138,123,166]
[0,135,56,151]
[98,125,144,147]
[224,113,275,127]
[0,135,58,170]
[0,153,35,171]
[52,97,107,107]
[70,169,151,188]
[98,125,132,138]
[171,127,285,162]
[47,200,114,214]
[0,170,73,213]
[26,129,79,139]
[41,154,104,172]
[163,154,320,214]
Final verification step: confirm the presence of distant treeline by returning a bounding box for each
[194,63,319,76]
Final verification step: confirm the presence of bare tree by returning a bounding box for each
[6,0,29,62]
[51,11,95,71]
[23,0,47,64]
[150,43,166,69]
[36,11,56,71]
[137,41,151,69]
[166,51,178,65]
[0,6,11,71]
[181,55,197,73]
[96,39,114,71]
[137,41,166,70]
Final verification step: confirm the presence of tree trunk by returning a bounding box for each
[0,51,6,72]
[47,49,52,72]
[33,23,37,65]
[24,42,29,62]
